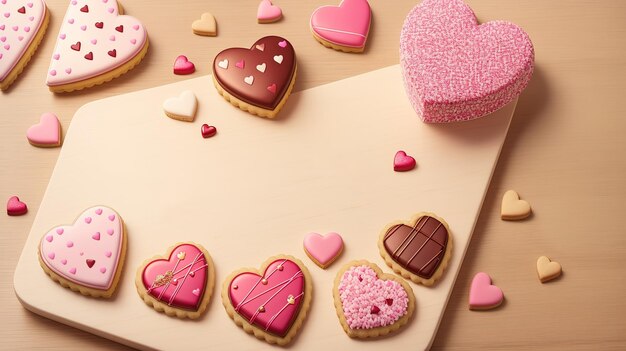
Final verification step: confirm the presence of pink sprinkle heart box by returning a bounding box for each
[400,0,534,123]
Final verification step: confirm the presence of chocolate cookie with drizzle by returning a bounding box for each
[378,212,453,286]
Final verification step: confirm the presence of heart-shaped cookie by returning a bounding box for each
[26,112,61,147]
[469,272,503,310]
[334,261,415,338]
[536,256,562,283]
[257,0,282,24]
[303,232,343,269]
[501,190,532,220]
[310,0,371,53]
[191,12,217,36]
[46,0,148,92]
[163,90,197,122]
[400,0,534,123]
[212,36,297,118]
[222,255,312,345]
[136,242,215,319]
[379,212,453,286]
[0,0,49,90]
[38,206,126,298]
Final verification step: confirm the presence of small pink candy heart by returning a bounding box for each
[26,113,61,147]
[92,232,100,240]
[173,55,195,75]
[393,151,416,172]
[469,272,504,310]
[257,0,282,23]
[303,232,343,268]
[201,124,217,139]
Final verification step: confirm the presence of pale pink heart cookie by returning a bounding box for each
[0,0,49,90]
[222,255,312,346]
[393,150,416,172]
[7,195,27,216]
[38,206,126,298]
[136,242,215,319]
[469,272,504,310]
[303,232,343,269]
[334,261,415,338]
[26,112,61,147]
[400,0,534,123]
[310,0,371,53]
[46,0,148,92]
[257,0,282,24]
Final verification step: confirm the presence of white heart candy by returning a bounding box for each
[243,75,254,85]
[256,62,266,73]
[163,90,197,122]
[218,59,228,69]
[273,55,283,64]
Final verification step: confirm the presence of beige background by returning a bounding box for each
[0,0,625,349]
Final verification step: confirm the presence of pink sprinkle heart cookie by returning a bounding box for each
[38,206,126,298]
[400,0,534,123]
[310,0,371,53]
[303,232,343,269]
[46,0,148,92]
[393,150,416,172]
[26,112,61,147]
[0,0,49,90]
[257,0,282,24]
[222,255,312,346]
[6,195,27,216]
[469,272,504,310]
[136,242,215,319]
[173,55,195,75]
[333,261,415,338]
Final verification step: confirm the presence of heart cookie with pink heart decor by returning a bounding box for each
[310,0,371,53]
[222,255,312,346]
[136,242,215,319]
[46,0,148,92]
[38,206,126,298]
[333,261,415,338]
[0,0,49,90]
[400,0,534,123]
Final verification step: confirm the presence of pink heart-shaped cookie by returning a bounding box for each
[138,243,214,318]
[38,206,125,298]
[400,0,534,123]
[334,261,415,338]
[257,0,282,24]
[26,112,61,147]
[469,272,504,310]
[223,255,312,345]
[46,0,147,92]
[310,0,371,52]
[303,232,343,268]
[0,0,48,90]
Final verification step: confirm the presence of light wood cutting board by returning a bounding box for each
[14,65,516,350]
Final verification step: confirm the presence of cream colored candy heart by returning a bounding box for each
[537,256,562,283]
[192,12,217,36]
[501,190,531,220]
[256,63,266,73]
[244,75,254,85]
[218,59,229,69]
[163,90,197,122]
[273,55,283,64]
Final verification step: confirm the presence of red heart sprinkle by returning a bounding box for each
[84,52,93,60]
[6,196,27,216]
[108,49,116,57]
[386,298,394,306]
[70,41,81,51]
[201,124,217,138]
[86,259,95,268]
[80,5,88,13]
[267,83,277,94]
[17,6,25,14]
[370,305,380,314]
[115,25,123,33]
[95,22,103,29]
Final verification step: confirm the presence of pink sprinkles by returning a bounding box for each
[338,265,408,330]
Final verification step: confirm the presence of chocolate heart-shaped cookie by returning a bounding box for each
[212,36,297,118]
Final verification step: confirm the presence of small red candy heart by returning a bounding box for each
[7,196,28,216]
[173,55,195,75]
[201,124,217,138]
[393,151,416,172]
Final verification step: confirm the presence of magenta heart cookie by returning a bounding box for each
[334,261,415,338]
[0,0,49,90]
[38,206,126,298]
[400,0,534,123]
[222,255,312,345]
[310,0,371,53]
[46,0,148,92]
[136,242,215,319]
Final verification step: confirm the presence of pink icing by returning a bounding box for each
[46,0,147,86]
[393,150,416,172]
[338,265,409,330]
[39,206,123,290]
[303,232,343,267]
[400,0,534,123]
[257,0,282,22]
[228,259,305,337]
[26,112,60,146]
[141,243,209,311]
[0,0,46,82]
[469,272,503,309]
[310,0,371,48]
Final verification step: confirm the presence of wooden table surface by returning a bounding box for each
[1,0,625,349]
